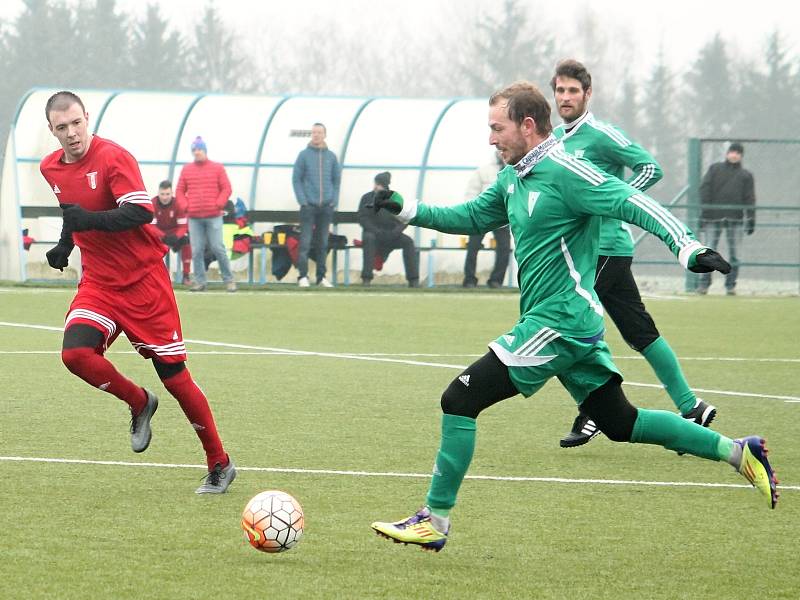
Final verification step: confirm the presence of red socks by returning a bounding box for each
[161,368,227,470]
[181,244,192,278]
[61,347,226,471]
[61,347,146,414]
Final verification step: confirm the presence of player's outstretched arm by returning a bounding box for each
[61,203,152,233]
[561,164,730,274]
[371,185,508,235]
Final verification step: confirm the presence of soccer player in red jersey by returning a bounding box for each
[40,91,236,494]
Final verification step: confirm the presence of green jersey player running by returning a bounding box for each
[370,81,778,553]
[551,59,716,448]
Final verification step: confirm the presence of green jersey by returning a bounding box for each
[408,136,703,339]
[553,112,662,257]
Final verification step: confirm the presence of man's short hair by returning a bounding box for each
[159,180,173,190]
[312,122,326,133]
[489,81,552,136]
[728,142,744,155]
[550,59,592,92]
[45,91,86,124]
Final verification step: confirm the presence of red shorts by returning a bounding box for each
[65,263,187,363]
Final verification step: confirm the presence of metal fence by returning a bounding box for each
[631,138,800,295]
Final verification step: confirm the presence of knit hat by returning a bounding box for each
[728,142,744,155]
[191,136,207,152]
[374,171,391,187]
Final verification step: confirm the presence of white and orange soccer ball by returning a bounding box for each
[241,490,304,553]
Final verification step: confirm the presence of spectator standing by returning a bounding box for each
[292,123,341,288]
[152,179,191,285]
[697,142,756,295]
[176,136,236,292]
[462,152,511,288]
[357,172,419,287]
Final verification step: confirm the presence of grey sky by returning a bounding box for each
[2,0,796,77]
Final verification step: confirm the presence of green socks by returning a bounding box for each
[631,408,724,460]
[641,337,697,414]
[426,414,477,512]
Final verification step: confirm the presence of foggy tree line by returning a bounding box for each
[2,0,799,200]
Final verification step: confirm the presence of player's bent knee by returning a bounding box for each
[440,380,480,419]
[61,346,97,374]
[582,376,638,442]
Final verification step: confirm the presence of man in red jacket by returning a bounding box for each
[153,180,192,285]
[176,136,236,292]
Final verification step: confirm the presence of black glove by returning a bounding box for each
[61,204,94,232]
[177,234,190,247]
[689,249,731,274]
[163,233,179,247]
[371,189,402,215]
[46,242,73,271]
[745,218,755,236]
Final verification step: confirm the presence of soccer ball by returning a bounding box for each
[241,490,304,553]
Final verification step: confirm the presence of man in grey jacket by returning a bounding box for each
[292,123,342,287]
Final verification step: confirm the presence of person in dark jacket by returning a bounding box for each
[358,172,419,287]
[697,142,756,295]
[291,123,342,288]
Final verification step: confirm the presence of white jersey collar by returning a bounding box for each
[561,111,593,139]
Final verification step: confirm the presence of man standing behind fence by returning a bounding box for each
[292,123,341,288]
[697,142,756,295]
[177,136,236,292]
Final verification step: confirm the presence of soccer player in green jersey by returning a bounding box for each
[370,81,778,552]
[551,59,716,448]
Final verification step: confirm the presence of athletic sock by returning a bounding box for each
[641,337,696,414]
[720,437,741,468]
[630,408,722,460]
[61,347,146,413]
[426,414,476,512]
[427,510,450,533]
[160,368,227,470]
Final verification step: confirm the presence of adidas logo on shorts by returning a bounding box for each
[458,374,470,387]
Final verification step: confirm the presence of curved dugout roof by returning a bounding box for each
[2,88,500,280]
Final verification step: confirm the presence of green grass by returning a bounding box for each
[0,286,797,599]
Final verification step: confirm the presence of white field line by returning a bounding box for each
[0,455,795,492]
[3,349,798,365]
[1,320,798,402]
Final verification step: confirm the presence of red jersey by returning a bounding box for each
[40,136,166,288]
[152,196,188,237]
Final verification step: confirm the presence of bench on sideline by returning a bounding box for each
[21,206,514,287]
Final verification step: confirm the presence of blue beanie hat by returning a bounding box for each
[191,136,207,152]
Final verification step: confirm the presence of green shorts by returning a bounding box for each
[488,318,621,403]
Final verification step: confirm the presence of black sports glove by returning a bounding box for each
[745,217,755,236]
[61,204,93,231]
[176,234,190,247]
[689,249,731,274]
[46,242,73,271]
[371,189,402,215]
[163,233,179,247]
